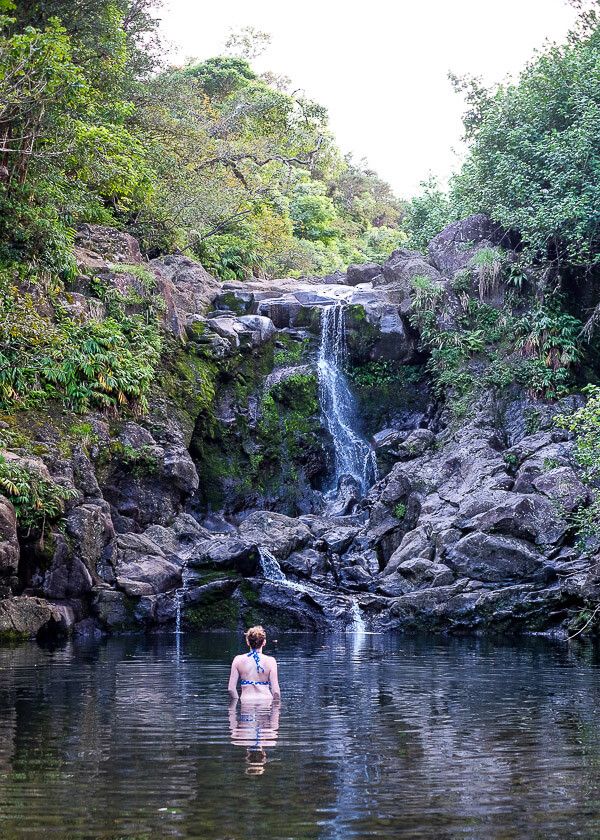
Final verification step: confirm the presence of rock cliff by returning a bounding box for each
[1,218,598,642]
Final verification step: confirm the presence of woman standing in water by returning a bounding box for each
[228,625,281,702]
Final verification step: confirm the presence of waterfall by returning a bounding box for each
[257,547,368,633]
[347,601,366,635]
[317,302,377,494]
[174,560,191,635]
[258,547,287,583]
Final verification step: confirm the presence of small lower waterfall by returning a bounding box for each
[174,560,191,636]
[347,601,366,635]
[258,547,367,633]
[317,303,377,495]
[258,547,287,583]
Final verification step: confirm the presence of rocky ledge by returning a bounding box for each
[1,217,598,642]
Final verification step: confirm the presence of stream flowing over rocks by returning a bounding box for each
[1,215,599,642]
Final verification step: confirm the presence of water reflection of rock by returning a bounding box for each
[0,636,599,838]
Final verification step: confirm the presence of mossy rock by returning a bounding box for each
[344,305,381,362]
[215,291,249,315]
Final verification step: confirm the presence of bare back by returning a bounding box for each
[229,650,280,700]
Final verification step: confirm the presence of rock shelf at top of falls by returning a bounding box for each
[1,219,599,644]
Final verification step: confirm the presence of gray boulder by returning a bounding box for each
[446,532,546,582]
[328,475,362,517]
[238,511,312,560]
[238,315,277,343]
[377,249,442,299]
[346,262,382,286]
[65,501,115,577]
[428,214,504,277]
[532,467,590,513]
[455,490,567,546]
[0,596,71,640]
[41,533,93,599]
[283,548,326,579]
[382,527,434,576]
[163,445,199,493]
[379,558,454,596]
[111,533,181,595]
[75,224,143,266]
[144,514,211,560]
[188,537,259,576]
[150,254,221,337]
[91,588,136,631]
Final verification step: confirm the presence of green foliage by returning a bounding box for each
[411,275,444,312]
[348,361,423,433]
[0,269,162,413]
[558,385,600,485]
[402,176,455,251]
[0,10,153,273]
[273,336,310,366]
[409,269,583,416]
[469,247,504,300]
[0,453,75,530]
[182,56,257,99]
[393,503,406,520]
[0,2,404,283]
[449,9,600,270]
[557,385,600,544]
[106,441,160,476]
[514,304,582,399]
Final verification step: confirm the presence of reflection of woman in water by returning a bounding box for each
[229,701,281,776]
[227,625,281,702]
[228,625,281,774]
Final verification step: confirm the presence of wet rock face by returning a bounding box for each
[2,218,598,640]
[0,497,19,592]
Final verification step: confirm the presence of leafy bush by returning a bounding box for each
[0,454,75,531]
[411,275,444,312]
[556,385,600,544]
[515,305,581,398]
[469,248,504,301]
[0,270,162,413]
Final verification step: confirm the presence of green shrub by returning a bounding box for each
[470,247,504,300]
[0,453,75,531]
[393,503,406,520]
[0,271,162,413]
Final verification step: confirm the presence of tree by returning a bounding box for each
[224,25,270,61]
[449,5,600,272]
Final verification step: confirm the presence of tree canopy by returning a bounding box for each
[0,2,405,280]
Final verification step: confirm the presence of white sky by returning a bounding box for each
[159,0,578,198]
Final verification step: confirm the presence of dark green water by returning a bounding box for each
[1,632,600,839]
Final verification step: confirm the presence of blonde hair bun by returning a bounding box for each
[245,625,267,649]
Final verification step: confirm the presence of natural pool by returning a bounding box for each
[1,632,599,839]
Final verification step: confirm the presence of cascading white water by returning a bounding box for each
[258,547,287,583]
[347,600,366,635]
[174,560,191,635]
[317,302,377,494]
[258,546,366,632]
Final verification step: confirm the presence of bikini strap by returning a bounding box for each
[247,648,265,673]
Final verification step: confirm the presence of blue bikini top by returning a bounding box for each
[240,649,270,686]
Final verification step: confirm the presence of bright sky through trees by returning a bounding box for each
[160,0,578,197]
